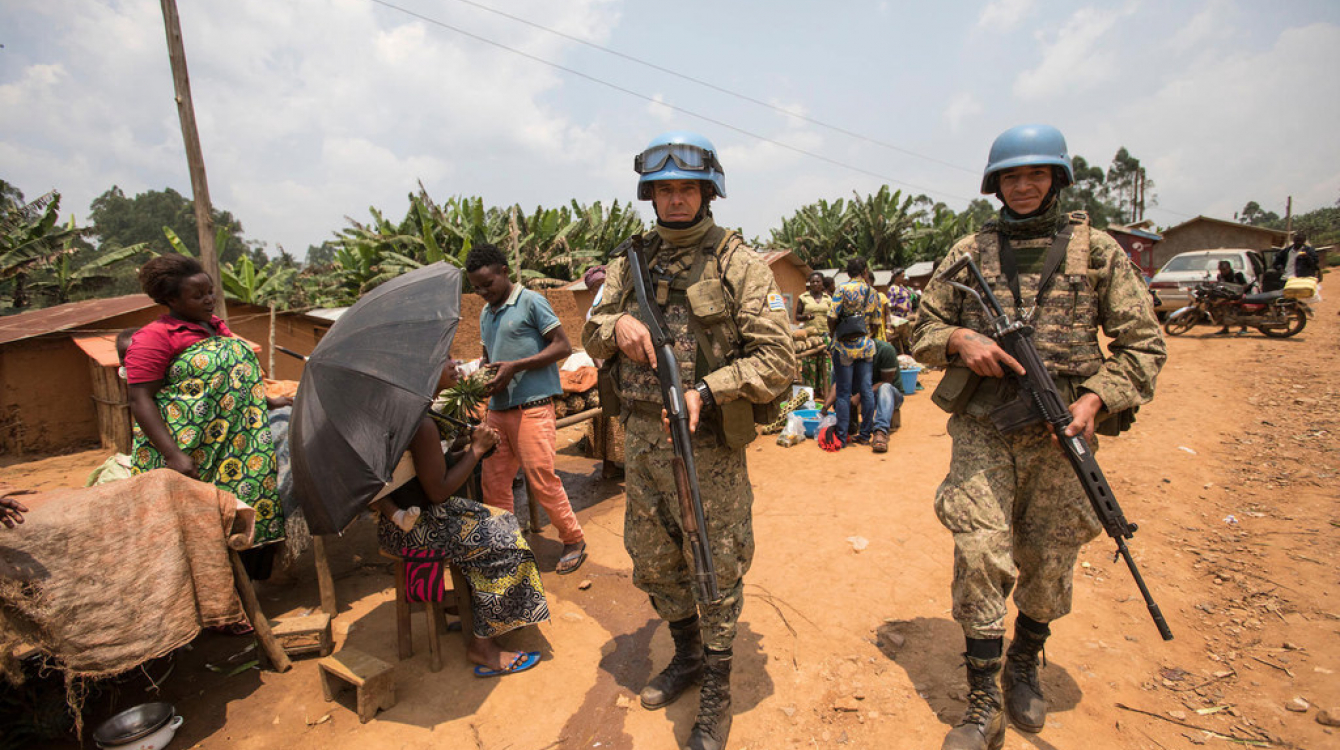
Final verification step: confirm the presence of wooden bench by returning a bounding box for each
[318,648,395,723]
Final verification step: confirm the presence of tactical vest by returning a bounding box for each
[968,212,1103,378]
[615,226,747,406]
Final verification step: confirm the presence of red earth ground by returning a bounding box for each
[3,296,1336,750]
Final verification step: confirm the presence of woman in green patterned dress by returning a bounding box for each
[125,255,287,577]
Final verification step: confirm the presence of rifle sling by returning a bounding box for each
[998,225,1073,320]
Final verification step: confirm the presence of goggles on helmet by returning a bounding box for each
[634,142,722,175]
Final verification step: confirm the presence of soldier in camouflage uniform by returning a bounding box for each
[912,124,1166,750]
[582,131,794,750]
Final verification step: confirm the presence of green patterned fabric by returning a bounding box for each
[131,337,285,544]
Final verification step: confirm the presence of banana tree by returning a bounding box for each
[848,186,922,269]
[30,229,147,305]
[221,254,297,306]
[1,191,88,309]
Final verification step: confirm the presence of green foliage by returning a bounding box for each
[89,186,252,263]
[221,253,297,306]
[0,191,90,309]
[320,188,646,306]
[1236,196,1340,248]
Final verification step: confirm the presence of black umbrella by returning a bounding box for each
[291,262,462,535]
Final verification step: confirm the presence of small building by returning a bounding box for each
[1106,224,1163,277]
[1154,216,1287,271]
[903,261,936,290]
[0,296,334,456]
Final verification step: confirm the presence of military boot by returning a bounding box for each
[640,617,704,709]
[1001,620,1049,733]
[686,649,732,750]
[942,655,1005,750]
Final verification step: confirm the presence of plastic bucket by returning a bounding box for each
[899,367,921,395]
[792,408,822,438]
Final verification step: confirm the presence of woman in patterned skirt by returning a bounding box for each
[125,255,287,579]
[373,360,550,677]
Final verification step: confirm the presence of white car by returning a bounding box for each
[1148,249,1266,313]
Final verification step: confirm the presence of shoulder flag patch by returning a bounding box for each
[767,293,786,311]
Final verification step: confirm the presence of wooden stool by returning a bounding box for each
[379,550,473,673]
[318,649,395,723]
[272,613,333,657]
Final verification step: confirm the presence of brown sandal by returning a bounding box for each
[871,431,889,453]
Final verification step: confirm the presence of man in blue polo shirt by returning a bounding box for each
[467,244,586,574]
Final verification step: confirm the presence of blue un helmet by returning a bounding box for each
[980,124,1074,194]
[634,131,726,200]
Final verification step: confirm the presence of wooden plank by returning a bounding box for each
[312,535,338,616]
[228,549,292,672]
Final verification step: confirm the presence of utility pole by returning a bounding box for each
[1284,196,1293,243]
[159,0,226,318]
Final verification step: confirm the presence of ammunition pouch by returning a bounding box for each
[931,365,982,415]
[1096,405,1138,436]
[715,398,758,449]
[598,358,621,419]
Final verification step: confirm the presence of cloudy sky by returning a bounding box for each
[3,0,1338,256]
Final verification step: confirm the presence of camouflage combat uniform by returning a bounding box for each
[912,211,1166,640]
[582,218,795,650]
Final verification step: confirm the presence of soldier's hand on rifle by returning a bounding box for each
[1063,392,1103,443]
[948,328,1026,379]
[661,388,702,437]
[614,314,658,365]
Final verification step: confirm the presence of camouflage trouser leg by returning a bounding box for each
[934,413,1103,640]
[623,410,755,651]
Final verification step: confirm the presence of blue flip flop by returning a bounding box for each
[473,651,541,678]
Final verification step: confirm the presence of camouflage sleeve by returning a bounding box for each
[1080,234,1168,413]
[910,235,978,366]
[701,247,797,404]
[580,255,628,360]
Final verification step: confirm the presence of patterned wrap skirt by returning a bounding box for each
[132,337,285,544]
[377,494,549,639]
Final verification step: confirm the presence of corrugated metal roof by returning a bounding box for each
[1107,224,1163,242]
[0,294,158,346]
[905,261,936,278]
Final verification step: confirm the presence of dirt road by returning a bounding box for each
[5,299,1336,749]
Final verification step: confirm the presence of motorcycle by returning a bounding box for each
[1163,281,1311,338]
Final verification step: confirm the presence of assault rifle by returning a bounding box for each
[939,255,1174,641]
[626,235,722,604]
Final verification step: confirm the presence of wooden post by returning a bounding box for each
[508,205,521,283]
[313,535,338,617]
[1284,196,1293,243]
[228,549,292,672]
[159,0,225,319]
[268,303,277,377]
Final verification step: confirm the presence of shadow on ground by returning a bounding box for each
[875,616,1082,730]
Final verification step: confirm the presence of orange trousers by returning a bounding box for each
[482,403,584,545]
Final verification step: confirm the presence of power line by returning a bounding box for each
[444,0,979,175]
[367,0,979,205]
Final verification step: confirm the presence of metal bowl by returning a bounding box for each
[92,702,175,746]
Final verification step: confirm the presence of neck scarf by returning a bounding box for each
[997,199,1064,240]
[655,215,715,250]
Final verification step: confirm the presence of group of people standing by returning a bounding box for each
[100,121,1167,750]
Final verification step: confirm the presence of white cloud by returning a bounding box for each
[646,93,675,122]
[1089,22,1340,225]
[1013,4,1136,100]
[0,0,627,253]
[977,0,1037,31]
[1169,0,1240,54]
[943,93,983,133]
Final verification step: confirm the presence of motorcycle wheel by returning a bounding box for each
[1259,305,1307,338]
[1163,309,1199,336]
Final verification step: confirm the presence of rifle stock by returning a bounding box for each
[939,256,1173,641]
[627,236,722,604]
